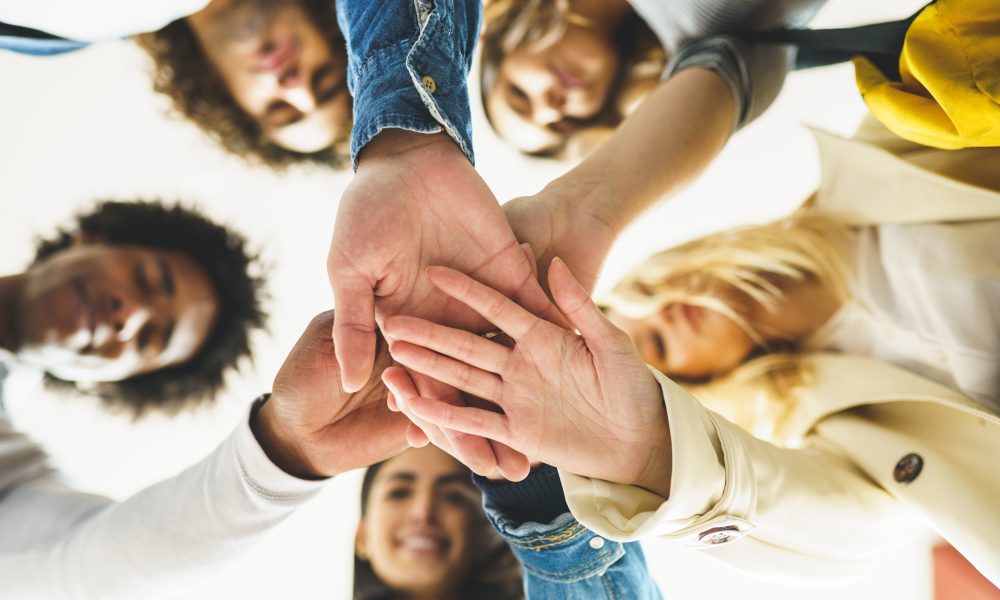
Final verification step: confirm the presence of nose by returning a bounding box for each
[108,293,153,342]
[277,66,317,113]
[533,85,565,126]
[406,490,438,525]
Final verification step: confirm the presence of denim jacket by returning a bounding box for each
[335,0,479,167]
[478,467,663,599]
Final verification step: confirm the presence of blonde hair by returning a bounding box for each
[603,214,852,346]
[687,353,813,442]
[480,0,667,158]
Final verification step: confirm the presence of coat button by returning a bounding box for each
[698,526,742,546]
[589,536,606,550]
[893,453,924,483]
[421,75,437,93]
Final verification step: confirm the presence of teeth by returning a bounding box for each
[400,536,442,552]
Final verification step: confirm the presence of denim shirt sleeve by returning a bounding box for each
[335,0,480,168]
[479,468,663,599]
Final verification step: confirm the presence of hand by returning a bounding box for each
[382,366,531,481]
[251,311,410,479]
[504,183,617,296]
[328,130,555,392]
[383,259,672,496]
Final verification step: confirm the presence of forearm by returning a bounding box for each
[548,67,734,236]
[0,408,324,598]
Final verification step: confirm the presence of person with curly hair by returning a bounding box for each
[1,0,352,168]
[0,200,266,415]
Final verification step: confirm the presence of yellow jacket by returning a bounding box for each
[559,125,1000,586]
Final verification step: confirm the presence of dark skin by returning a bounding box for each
[0,243,218,385]
[252,311,412,479]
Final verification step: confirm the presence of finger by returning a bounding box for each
[548,257,624,348]
[520,243,538,281]
[331,277,377,393]
[406,396,513,447]
[426,266,540,340]
[384,368,457,453]
[384,368,501,476]
[389,341,504,402]
[491,440,531,482]
[406,423,430,447]
[384,315,511,374]
[387,390,400,412]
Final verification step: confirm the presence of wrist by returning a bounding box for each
[543,172,625,238]
[358,129,460,165]
[250,395,329,481]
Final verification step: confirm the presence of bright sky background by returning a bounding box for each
[0,0,937,598]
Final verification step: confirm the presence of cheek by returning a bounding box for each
[701,315,756,374]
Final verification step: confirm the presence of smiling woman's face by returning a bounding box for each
[15,244,218,384]
[185,0,351,154]
[356,446,480,599]
[487,22,620,153]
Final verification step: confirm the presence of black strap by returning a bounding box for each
[748,4,930,78]
[0,21,71,41]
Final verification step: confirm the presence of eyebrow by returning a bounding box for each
[158,257,175,297]
[385,471,472,487]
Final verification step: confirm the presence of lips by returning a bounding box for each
[553,65,583,90]
[257,38,297,74]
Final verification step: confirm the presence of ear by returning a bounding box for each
[354,522,368,561]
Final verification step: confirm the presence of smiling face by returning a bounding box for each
[606,283,758,379]
[185,0,351,154]
[15,244,219,385]
[356,446,480,599]
[487,22,620,153]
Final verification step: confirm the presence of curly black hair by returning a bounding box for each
[135,0,351,170]
[33,201,268,417]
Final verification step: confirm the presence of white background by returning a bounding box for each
[0,0,937,597]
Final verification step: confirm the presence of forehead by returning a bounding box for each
[373,447,469,487]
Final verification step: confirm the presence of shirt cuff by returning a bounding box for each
[348,8,475,168]
[666,35,749,131]
[473,464,569,525]
[560,366,751,543]
[233,396,327,502]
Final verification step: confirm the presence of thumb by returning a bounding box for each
[331,276,377,393]
[548,257,623,349]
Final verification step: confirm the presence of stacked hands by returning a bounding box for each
[256,130,671,496]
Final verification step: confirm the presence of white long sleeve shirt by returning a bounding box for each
[0,0,210,41]
[0,394,325,599]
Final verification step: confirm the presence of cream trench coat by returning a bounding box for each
[559,121,1000,587]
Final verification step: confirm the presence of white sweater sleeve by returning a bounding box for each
[0,406,325,599]
[0,0,211,41]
